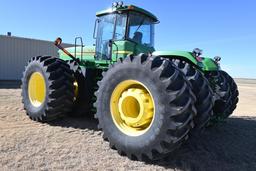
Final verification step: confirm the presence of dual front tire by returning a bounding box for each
[94,55,196,160]
[172,59,214,130]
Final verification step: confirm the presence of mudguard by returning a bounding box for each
[201,57,219,71]
[153,51,219,71]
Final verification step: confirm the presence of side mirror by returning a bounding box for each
[93,19,100,39]
[109,40,113,47]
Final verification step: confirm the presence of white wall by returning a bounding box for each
[0,35,73,80]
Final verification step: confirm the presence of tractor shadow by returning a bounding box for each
[151,117,256,171]
[48,114,98,131]
[0,81,21,89]
[47,115,256,171]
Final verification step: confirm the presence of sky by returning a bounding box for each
[0,0,255,78]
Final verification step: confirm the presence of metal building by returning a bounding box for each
[0,35,73,85]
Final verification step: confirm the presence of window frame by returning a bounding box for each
[112,13,128,41]
[125,11,155,48]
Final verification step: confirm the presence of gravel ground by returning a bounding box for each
[0,80,256,171]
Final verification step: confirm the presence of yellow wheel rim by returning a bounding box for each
[110,80,155,136]
[28,72,46,107]
[74,80,79,99]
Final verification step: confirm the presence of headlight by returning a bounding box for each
[112,2,118,7]
[113,1,124,8]
[214,56,221,62]
[192,48,203,56]
[118,1,124,7]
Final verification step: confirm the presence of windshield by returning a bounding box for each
[114,14,127,40]
[95,14,127,60]
[95,14,115,60]
[128,12,155,48]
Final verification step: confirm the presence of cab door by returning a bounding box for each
[95,14,115,60]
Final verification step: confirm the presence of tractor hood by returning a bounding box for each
[201,57,220,71]
[58,46,95,61]
[153,51,198,64]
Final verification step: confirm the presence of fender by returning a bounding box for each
[153,50,198,65]
[153,51,219,71]
[201,56,219,71]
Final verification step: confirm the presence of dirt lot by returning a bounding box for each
[0,79,256,171]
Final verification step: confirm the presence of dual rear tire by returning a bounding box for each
[21,56,75,121]
[66,60,96,117]
[22,57,98,121]
[206,70,239,120]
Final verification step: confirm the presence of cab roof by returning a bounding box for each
[96,5,159,23]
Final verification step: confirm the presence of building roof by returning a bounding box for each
[0,35,73,46]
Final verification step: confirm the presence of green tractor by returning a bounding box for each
[21,2,239,161]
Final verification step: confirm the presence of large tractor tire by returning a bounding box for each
[206,71,233,120]
[219,71,239,118]
[172,59,214,131]
[94,54,196,161]
[66,60,96,117]
[21,56,75,121]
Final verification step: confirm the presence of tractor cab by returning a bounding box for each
[94,2,159,61]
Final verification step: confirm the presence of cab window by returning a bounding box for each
[128,12,155,48]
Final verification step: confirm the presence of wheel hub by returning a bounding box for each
[73,80,79,99]
[110,80,155,136]
[28,72,46,107]
[118,88,153,128]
